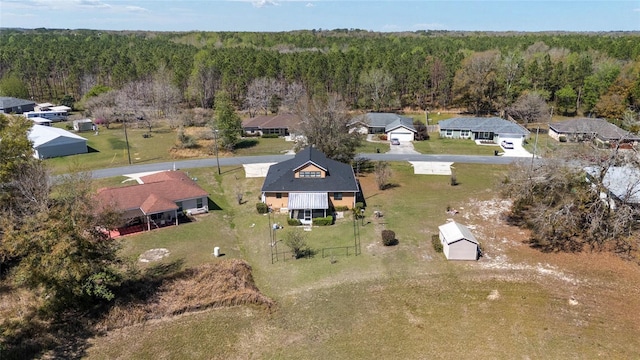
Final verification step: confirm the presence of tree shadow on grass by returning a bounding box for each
[380,183,400,190]
[107,138,127,150]
[235,139,259,149]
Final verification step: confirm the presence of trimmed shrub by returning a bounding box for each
[334,205,349,212]
[287,218,301,226]
[559,135,567,142]
[312,216,333,226]
[256,202,268,214]
[381,230,396,246]
[261,134,279,138]
[431,234,443,253]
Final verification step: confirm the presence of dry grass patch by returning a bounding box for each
[98,259,274,331]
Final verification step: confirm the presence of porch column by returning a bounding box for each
[147,216,151,231]
[175,210,179,225]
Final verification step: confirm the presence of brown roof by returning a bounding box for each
[549,118,640,141]
[96,171,208,215]
[242,113,300,130]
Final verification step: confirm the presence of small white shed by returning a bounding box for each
[438,221,479,261]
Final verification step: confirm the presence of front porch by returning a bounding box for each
[288,192,329,225]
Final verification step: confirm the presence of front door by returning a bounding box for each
[303,209,312,224]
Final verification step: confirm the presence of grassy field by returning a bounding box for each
[413,133,500,155]
[84,162,640,359]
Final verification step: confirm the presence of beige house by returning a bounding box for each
[261,147,359,224]
[438,221,479,260]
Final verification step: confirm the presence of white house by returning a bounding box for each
[28,125,88,159]
[438,221,479,260]
[350,113,417,142]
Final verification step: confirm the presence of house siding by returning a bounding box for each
[294,164,326,178]
[181,197,209,214]
[329,192,356,209]
[264,192,289,210]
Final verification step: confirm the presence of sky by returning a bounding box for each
[1,0,639,33]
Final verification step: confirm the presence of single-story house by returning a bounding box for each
[28,125,88,159]
[73,119,94,132]
[585,166,640,206]
[548,118,640,145]
[438,117,530,145]
[95,170,209,235]
[261,146,359,224]
[350,113,417,142]
[438,221,479,261]
[242,113,301,137]
[0,96,36,114]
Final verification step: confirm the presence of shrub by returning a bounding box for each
[559,135,567,142]
[354,202,364,210]
[287,218,301,226]
[378,134,388,141]
[431,234,443,253]
[261,134,279,138]
[381,230,397,246]
[284,229,312,259]
[256,202,268,214]
[334,205,349,212]
[312,216,333,226]
[450,174,458,186]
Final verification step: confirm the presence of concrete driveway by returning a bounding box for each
[501,143,533,158]
[387,140,420,155]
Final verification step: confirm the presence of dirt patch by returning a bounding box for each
[138,248,170,263]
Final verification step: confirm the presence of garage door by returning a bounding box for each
[388,131,414,142]
[498,136,523,146]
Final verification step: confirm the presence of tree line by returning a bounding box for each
[1,28,639,121]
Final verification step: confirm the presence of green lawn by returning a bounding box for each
[413,133,500,155]
[84,161,640,359]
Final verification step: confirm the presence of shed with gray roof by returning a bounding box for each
[548,118,640,144]
[438,221,479,260]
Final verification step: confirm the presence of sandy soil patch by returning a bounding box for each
[138,248,170,263]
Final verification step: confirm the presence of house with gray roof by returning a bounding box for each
[548,118,640,145]
[0,97,36,114]
[261,147,359,224]
[438,117,529,144]
[350,113,417,142]
[585,166,640,206]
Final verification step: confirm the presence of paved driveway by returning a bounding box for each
[387,141,420,155]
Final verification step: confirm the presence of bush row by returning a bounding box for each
[312,216,333,226]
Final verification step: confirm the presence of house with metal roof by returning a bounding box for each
[584,166,640,206]
[548,118,640,144]
[261,147,359,224]
[438,221,479,260]
[28,125,88,159]
[350,113,417,142]
[0,97,36,114]
[95,170,209,236]
[438,117,529,145]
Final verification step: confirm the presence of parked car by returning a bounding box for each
[501,140,514,149]
[390,138,400,145]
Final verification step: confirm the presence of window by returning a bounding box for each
[276,193,282,199]
[299,171,321,178]
[461,130,470,138]
[176,201,183,212]
[334,192,343,200]
[196,198,203,208]
[445,129,452,137]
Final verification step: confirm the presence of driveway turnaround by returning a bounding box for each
[409,161,454,175]
[243,163,276,178]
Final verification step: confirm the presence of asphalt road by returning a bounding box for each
[90,153,527,179]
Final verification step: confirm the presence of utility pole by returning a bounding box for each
[213,129,220,175]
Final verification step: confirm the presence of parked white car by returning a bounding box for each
[501,140,514,149]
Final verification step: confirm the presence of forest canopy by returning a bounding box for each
[1,28,639,119]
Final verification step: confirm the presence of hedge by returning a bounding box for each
[431,234,443,253]
[287,218,302,226]
[312,216,333,226]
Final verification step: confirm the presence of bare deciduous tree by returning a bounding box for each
[295,93,362,163]
[359,68,394,112]
[374,161,392,190]
[245,77,283,117]
[507,92,550,124]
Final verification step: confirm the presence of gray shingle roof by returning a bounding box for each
[549,118,639,141]
[261,147,359,193]
[352,113,414,128]
[439,117,529,136]
[0,97,35,112]
[385,117,416,133]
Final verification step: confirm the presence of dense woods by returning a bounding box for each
[1,28,639,120]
